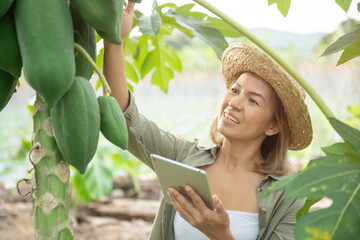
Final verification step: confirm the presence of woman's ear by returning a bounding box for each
[265,121,280,136]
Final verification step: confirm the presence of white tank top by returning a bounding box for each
[174,210,259,240]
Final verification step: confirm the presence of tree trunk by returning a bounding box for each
[30,94,73,239]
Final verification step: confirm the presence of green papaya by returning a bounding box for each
[0,69,17,111]
[71,0,124,44]
[14,0,75,108]
[0,9,22,78]
[51,77,100,174]
[0,0,13,18]
[98,96,128,150]
[70,3,96,80]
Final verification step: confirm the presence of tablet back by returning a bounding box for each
[150,154,213,209]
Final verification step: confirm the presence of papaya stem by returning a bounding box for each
[192,0,335,119]
[74,42,111,96]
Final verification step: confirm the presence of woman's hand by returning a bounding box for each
[168,185,235,240]
[120,1,135,41]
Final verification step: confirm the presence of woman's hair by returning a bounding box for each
[209,84,294,176]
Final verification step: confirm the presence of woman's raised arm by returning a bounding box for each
[103,1,135,111]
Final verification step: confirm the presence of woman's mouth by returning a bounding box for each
[224,112,239,124]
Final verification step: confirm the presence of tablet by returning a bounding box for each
[150,154,213,210]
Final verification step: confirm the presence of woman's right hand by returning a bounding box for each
[121,1,135,41]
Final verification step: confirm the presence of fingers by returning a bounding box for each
[185,185,208,211]
[168,188,195,222]
[212,194,228,220]
[126,1,135,12]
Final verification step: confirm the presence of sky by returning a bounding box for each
[136,0,360,34]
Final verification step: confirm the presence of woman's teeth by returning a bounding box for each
[224,112,239,124]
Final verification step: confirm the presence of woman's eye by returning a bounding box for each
[230,88,238,94]
[249,98,259,105]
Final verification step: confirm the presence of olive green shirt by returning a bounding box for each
[124,92,305,240]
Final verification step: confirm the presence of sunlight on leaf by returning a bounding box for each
[268,0,291,17]
[137,12,162,36]
[337,34,360,66]
[303,227,331,240]
[335,0,352,12]
[320,27,360,57]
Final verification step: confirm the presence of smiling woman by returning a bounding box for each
[103,2,313,239]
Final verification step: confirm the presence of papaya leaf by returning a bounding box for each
[320,27,360,57]
[71,171,91,203]
[140,49,158,78]
[151,64,173,93]
[161,46,182,72]
[165,9,228,59]
[125,60,139,83]
[133,36,150,71]
[203,17,243,38]
[328,117,360,151]
[268,0,291,17]
[176,3,196,14]
[282,156,360,239]
[84,156,113,200]
[337,33,360,65]
[336,0,352,12]
[321,142,356,157]
[137,11,162,36]
[296,197,322,220]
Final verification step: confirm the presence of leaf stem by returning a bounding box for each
[193,0,335,119]
[74,42,111,96]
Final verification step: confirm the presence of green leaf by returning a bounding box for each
[140,49,158,78]
[176,3,196,14]
[203,17,243,38]
[125,60,139,83]
[95,47,104,72]
[282,156,360,239]
[328,117,360,151]
[320,27,360,57]
[165,10,228,59]
[95,33,102,43]
[162,46,182,72]
[348,105,360,118]
[337,33,360,65]
[268,0,291,17]
[151,65,173,93]
[71,172,91,203]
[336,0,352,12]
[133,36,150,71]
[84,156,113,200]
[296,198,322,220]
[137,11,162,36]
[321,142,356,156]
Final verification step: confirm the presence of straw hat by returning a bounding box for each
[221,43,312,150]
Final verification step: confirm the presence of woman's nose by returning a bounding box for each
[228,95,244,111]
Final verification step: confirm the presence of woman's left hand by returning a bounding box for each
[168,185,235,240]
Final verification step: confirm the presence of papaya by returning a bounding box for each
[0,9,22,78]
[71,0,124,44]
[50,77,100,174]
[98,96,128,150]
[0,69,17,111]
[70,3,96,80]
[14,0,75,108]
[0,0,13,18]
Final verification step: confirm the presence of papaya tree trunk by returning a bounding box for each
[30,94,73,239]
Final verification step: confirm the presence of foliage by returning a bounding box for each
[95,2,240,93]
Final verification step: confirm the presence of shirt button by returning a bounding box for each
[260,207,267,214]
[256,187,262,192]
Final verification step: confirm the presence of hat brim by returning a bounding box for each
[222,43,312,150]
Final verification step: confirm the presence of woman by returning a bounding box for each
[104,2,313,240]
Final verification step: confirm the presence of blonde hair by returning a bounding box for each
[209,88,293,176]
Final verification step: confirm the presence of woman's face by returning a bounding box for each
[217,72,279,144]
